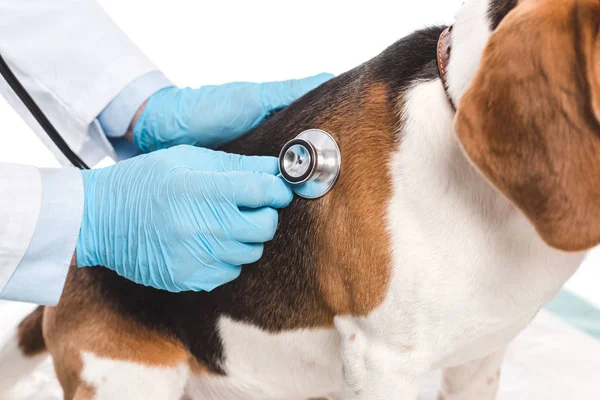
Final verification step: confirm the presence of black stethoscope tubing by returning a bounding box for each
[0,54,90,170]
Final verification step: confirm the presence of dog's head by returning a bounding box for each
[449,0,600,252]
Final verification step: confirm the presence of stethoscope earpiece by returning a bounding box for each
[278,129,341,199]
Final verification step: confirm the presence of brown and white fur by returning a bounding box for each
[2,0,600,398]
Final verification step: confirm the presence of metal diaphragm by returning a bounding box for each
[278,129,341,199]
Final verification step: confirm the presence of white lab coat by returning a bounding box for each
[0,0,162,304]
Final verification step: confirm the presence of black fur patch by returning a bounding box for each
[17,306,46,357]
[74,25,446,373]
[488,0,519,30]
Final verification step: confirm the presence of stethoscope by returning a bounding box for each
[0,54,341,199]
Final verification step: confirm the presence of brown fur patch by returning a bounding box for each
[314,83,395,315]
[17,306,46,357]
[43,271,211,399]
[455,0,600,251]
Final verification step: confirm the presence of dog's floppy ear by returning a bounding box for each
[455,0,600,251]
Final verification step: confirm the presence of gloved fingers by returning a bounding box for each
[214,242,265,266]
[228,207,279,243]
[175,262,242,292]
[260,73,334,112]
[211,171,293,209]
[216,152,280,174]
[160,242,245,292]
[157,146,280,174]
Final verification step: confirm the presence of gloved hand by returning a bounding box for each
[76,145,292,292]
[132,73,333,152]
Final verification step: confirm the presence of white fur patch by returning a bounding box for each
[333,79,584,398]
[185,316,341,400]
[439,351,504,400]
[447,0,493,103]
[80,352,189,400]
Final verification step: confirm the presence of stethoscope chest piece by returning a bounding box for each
[278,129,341,199]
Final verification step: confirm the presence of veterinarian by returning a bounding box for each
[0,1,331,305]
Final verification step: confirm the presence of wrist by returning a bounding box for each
[76,169,101,268]
[126,100,148,143]
[131,86,180,153]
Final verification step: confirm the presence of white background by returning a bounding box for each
[1,1,600,399]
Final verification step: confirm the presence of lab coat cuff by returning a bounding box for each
[98,71,174,138]
[72,54,170,127]
[0,165,41,295]
[0,168,84,306]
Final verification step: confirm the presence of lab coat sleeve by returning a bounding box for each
[98,71,174,138]
[0,0,168,166]
[0,165,83,306]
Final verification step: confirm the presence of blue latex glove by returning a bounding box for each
[76,145,292,292]
[132,73,333,152]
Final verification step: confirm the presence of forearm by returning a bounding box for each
[98,71,172,140]
[0,1,171,166]
[0,165,83,305]
[0,1,162,122]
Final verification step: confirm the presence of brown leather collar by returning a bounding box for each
[437,26,455,111]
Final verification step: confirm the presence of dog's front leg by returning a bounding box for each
[438,350,505,400]
[335,317,422,400]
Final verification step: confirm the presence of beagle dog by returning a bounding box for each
[2,0,599,399]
